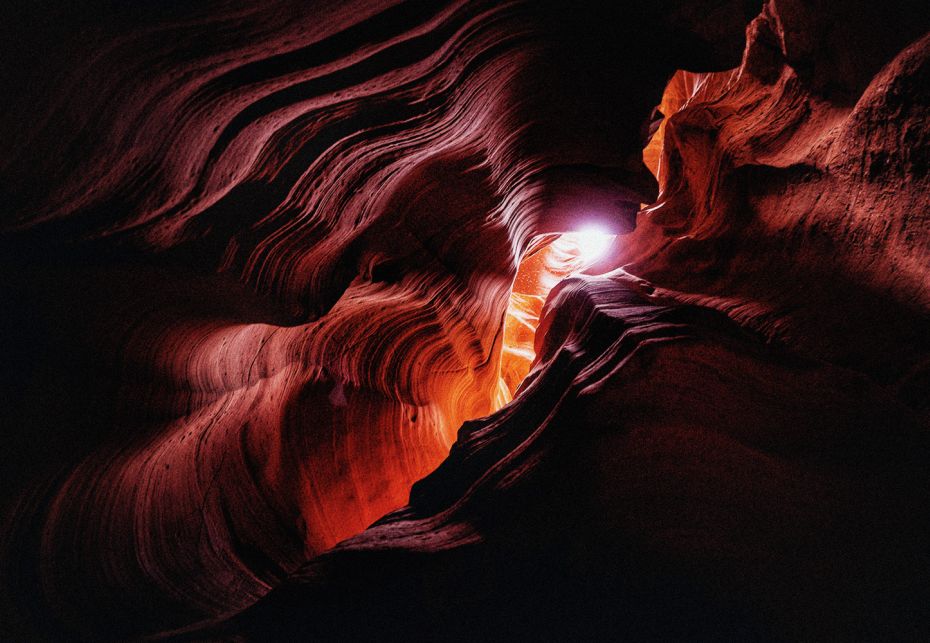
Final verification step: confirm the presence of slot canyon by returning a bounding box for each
[1,0,929,640]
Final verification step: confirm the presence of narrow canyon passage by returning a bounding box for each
[499,229,616,400]
[2,1,929,641]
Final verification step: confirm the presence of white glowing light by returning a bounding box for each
[568,227,613,262]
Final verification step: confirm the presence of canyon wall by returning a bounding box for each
[220,2,930,640]
[626,1,930,406]
[1,0,928,640]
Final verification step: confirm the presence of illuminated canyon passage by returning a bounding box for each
[1,1,930,640]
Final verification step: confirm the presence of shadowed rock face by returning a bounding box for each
[217,274,930,641]
[623,1,930,403]
[1,0,928,640]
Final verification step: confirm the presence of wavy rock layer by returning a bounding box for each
[218,274,930,640]
[624,1,930,403]
[216,0,930,639]
[2,0,929,639]
[0,1,755,639]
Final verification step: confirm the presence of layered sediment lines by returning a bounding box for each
[624,1,930,404]
[1,1,749,638]
[220,1,930,639]
[2,0,928,639]
[219,274,930,640]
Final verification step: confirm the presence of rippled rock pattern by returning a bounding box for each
[218,273,930,640]
[626,1,930,404]
[1,0,928,640]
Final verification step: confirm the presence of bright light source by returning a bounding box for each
[567,227,613,263]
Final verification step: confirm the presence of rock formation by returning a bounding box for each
[1,0,927,640]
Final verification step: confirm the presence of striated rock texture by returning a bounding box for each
[214,273,930,641]
[1,0,928,640]
[625,0,930,405]
[0,1,752,639]
[215,1,930,640]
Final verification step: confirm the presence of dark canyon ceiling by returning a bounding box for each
[1,0,929,640]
